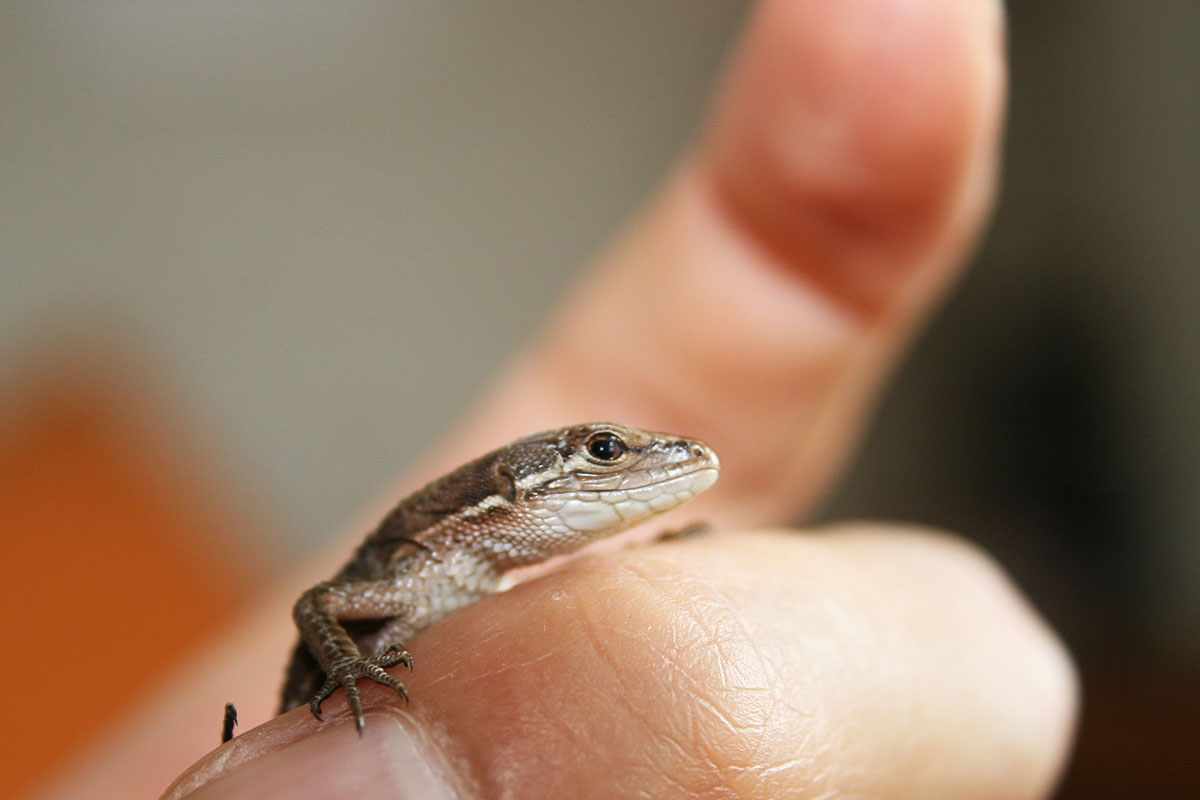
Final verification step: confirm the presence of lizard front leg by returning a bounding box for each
[292,581,415,733]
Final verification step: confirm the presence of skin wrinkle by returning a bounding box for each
[396,710,483,800]
[818,527,1070,799]
[560,560,736,795]
[614,565,746,706]
[415,606,565,706]
[503,571,684,793]
[570,569,704,787]
[452,631,593,798]
[714,535,913,797]
[711,601,803,793]
[800,560,913,795]
[170,515,1070,798]
[416,529,1054,799]
[612,554,809,796]
[665,578,780,753]
[439,648,558,692]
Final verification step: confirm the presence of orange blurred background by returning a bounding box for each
[0,355,270,798]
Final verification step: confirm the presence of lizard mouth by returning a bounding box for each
[548,459,719,495]
[611,464,719,507]
[545,464,719,533]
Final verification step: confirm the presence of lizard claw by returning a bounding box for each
[381,642,415,671]
[310,674,338,720]
[307,646,414,732]
[375,643,414,671]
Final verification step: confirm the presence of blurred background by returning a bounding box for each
[0,2,1195,797]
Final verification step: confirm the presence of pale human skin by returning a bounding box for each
[40,0,1078,798]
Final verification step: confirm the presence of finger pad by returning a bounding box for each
[407,551,783,797]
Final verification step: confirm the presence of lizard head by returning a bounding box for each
[496,422,720,548]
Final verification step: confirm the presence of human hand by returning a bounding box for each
[99,0,1078,797]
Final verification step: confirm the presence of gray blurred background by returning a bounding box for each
[1,2,1196,797]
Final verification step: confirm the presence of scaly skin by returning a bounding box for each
[280,422,720,733]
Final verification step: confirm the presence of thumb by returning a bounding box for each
[430,0,1005,524]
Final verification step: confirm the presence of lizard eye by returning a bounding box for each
[586,432,627,462]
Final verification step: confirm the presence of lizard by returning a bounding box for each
[276,422,720,735]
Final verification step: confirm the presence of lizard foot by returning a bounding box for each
[309,645,413,734]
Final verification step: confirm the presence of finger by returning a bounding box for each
[167,527,1077,799]
[431,0,1006,524]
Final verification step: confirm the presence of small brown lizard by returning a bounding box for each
[275,422,719,735]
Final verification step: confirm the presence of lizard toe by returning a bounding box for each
[339,675,366,734]
[363,664,410,705]
[370,643,414,671]
[310,675,340,720]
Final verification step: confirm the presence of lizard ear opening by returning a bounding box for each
[494,463,518,503]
